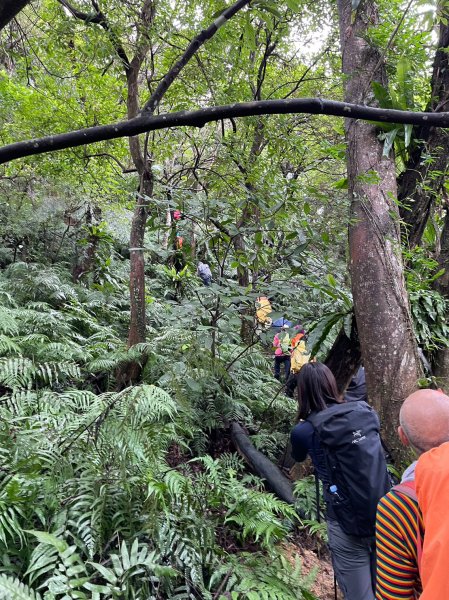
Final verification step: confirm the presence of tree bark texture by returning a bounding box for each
[337,0,421,462]
[230,422,302,510]
[229,117,264,343]
[434,206,449,389]
[398,13,449,248]
[0,0,32,31]
[72,204,102,283]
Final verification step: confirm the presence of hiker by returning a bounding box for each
[286,359,362,401]
[291,362,390,600]
[375,389,449,600]
[273,324,291,381]
[285,325,310,397]
[197,261,212,286]
[255,296,273,330]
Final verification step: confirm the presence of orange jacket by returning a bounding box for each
[415,441,449,599]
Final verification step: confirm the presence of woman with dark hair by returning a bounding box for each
[291,362,389,600]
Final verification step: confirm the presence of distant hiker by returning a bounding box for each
[255,296,272,330]
[291,363,390,600]
[376,389,449,600]
[285,325,310,397]
[273,324,291,381]
[290,325,310,374]
[197,261,212,286]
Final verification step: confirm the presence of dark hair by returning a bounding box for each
[296,362,343,420]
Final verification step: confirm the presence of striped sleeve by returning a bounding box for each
[375,490,423,599]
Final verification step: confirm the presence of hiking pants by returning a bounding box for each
[327,518,375,600]
[274,355,291,381]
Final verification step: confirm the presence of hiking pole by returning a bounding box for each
[314,471,321,523]
[315,471,338,599]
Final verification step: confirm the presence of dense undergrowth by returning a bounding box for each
[0,261,320,600]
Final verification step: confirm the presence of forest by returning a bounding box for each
[0,0,448,598]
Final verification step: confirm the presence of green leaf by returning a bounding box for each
[396,56,413,109]
[372,81,393,109]
[382,128,399,157]
[254,1,283,18]
[285,0,300,10]
[343,313,352,339]
[327,274,337,288]
[25,530,68,553]
[88,562,118,585]
[404,124,413,148]
[334,178,348,190]
[244,18,256,51]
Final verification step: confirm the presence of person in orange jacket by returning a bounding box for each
[375,389,449,600]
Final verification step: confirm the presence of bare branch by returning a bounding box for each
[2,98,449,165]
[142,0,252,114]
[58,0,131,71]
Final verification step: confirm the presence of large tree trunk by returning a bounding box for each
[337,0,421,462]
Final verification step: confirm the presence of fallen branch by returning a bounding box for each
[2,98,449,164]
[231,421,303,515]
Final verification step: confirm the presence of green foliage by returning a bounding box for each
[1,0,447,596]
[405,248,449,351]
[0,264,316,598]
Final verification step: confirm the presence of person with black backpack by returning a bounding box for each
[290,363,391,600]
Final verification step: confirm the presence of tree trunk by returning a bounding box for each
[324,316,361,394]
[230,422,300,509]
[72,204,102,284]
[434,206,449,389]
[337,0,421,463]
[128,171,153,348]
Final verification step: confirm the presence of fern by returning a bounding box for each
[0,574,42,600]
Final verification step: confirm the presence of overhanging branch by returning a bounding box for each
[0,0,32,31]
[2,98,449,164]
[143,0,252,114]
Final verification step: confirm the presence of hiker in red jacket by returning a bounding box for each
[375,389,449,600]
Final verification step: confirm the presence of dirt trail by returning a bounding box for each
[281,542,343,600]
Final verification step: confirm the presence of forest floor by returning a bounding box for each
[281,537,343,600]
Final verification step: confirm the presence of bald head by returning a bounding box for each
[399,389,449,454]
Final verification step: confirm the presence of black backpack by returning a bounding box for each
[308,401,391,537]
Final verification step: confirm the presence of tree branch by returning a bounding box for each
[0,0,32,31]
[142,0,252,114]
[58,0,131,71]
[3,98,449,165]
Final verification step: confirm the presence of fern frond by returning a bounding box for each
[0,336,22,356]
[0,574,42,599]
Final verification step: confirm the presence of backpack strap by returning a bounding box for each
[393,480,417,501]
[393,481,422,573]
